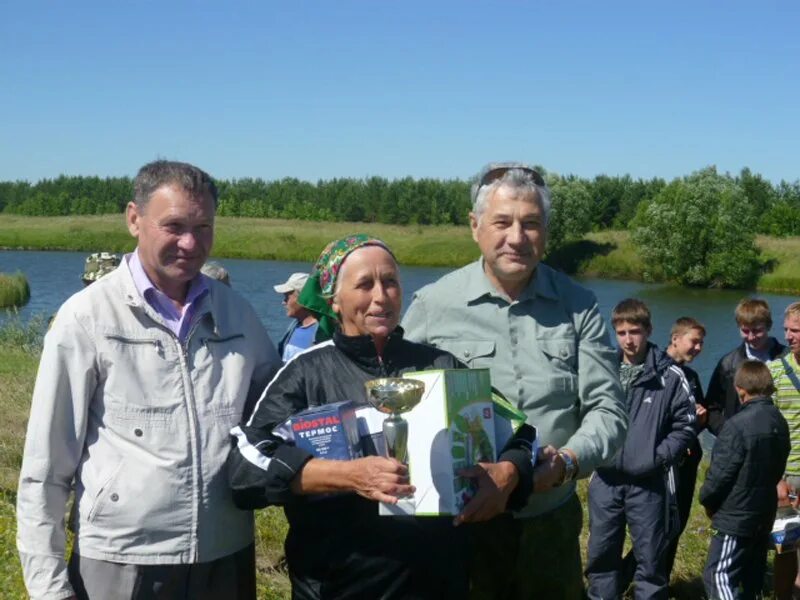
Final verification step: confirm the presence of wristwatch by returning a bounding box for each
[557,451,578,486]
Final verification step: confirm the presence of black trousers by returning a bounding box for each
[703,531,769,600]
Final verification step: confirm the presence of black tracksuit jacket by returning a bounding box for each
[597,343,696,480]
[705,340,786,436]
[700,396,790,538]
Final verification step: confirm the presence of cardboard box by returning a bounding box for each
[772,508,800,554]
[378,368,499,517]
[289,401,362,461]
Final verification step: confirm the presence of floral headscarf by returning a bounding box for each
[297,234,395,338]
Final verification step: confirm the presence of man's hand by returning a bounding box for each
[347,456,415,504]
[533,445,566,493]
[696,404,708,427]
[454,461,519,526]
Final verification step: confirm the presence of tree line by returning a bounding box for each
[1,166,799,288]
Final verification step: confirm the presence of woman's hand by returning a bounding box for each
[346,456,415,504]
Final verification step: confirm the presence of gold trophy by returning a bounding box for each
[364,378,425,464]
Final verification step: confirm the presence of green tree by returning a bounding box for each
[547,175,593,250]
[631,167,760,288]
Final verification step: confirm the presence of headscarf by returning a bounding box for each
[297,234,395,338]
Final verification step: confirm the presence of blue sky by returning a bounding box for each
[1,1,798,183]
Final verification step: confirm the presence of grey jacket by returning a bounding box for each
[402,260,627,518]
[16,262,279,600]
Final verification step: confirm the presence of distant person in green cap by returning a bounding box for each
[201,260,231,286]
[81,252,120,286]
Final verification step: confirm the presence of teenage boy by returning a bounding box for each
[586,299,696,599]
[700,360,790,600]
[706,298,786,435]
[664,317,709,577]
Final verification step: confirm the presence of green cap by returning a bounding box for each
[82,252,120,282]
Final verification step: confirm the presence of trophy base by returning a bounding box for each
[379,496,417,517]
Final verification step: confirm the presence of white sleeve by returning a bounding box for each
[16,308,96,599]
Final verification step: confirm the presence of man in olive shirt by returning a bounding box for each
[402,162,627,599]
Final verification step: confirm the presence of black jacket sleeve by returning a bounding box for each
[699,421,746,512]
[705,358,728,436]
[498,423,536,510]
[654,367,697,467]
[228,361,315,509]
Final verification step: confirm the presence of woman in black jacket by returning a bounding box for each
[228,234,532,599]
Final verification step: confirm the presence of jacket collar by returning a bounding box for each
[464,259,558,304]
[737,338,788,361]
[333,326,407,375]
[117,256,226,337]
[619,342,669,387]
[741,396,775,410]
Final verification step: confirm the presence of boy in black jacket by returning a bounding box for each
[586,299,696,599]
[700,360,790,600]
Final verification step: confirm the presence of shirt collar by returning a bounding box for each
[127,249,209,308]
[464,259,559,304]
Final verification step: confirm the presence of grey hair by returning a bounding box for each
[471,169,551,225]
[201,261,231,286]
[133,160,219,209]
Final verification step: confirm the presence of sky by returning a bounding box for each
[1,1,798,184]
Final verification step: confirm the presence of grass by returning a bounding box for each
[0,273,30,309]
[0,214,480,268]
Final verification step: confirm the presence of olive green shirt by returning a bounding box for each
[402,260,627,518]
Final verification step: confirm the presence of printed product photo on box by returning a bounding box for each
[375,368,529,517]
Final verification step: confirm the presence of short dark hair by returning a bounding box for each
[133,160,219,209]
[611,298,652,331]
[734,360,776,397]
[670,317,706,339]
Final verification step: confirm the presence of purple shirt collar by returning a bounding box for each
[127,250,209,342]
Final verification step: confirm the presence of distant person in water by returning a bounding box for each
[202,261,231,286]
[274,272,319,362]
[81,252,120,286]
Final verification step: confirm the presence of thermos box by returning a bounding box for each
[289,401,362,460]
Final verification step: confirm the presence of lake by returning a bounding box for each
[1,249,797,390]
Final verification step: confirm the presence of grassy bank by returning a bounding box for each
[0,273,30,309]
[0,214,479,267]
[1,215,799,292]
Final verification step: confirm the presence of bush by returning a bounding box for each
[631,167,761,288]
[0,314,47,353]
[0,272,30,308]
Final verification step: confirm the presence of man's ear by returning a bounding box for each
[735,386,747,402]
[126,201,141,238]
[469,212,480,243]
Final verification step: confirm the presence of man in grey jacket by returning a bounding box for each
[402,162,627,599]
[16,160,280,600]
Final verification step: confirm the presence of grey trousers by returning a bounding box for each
[67,544,256,600]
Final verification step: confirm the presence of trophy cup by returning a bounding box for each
[364,378,425,464]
